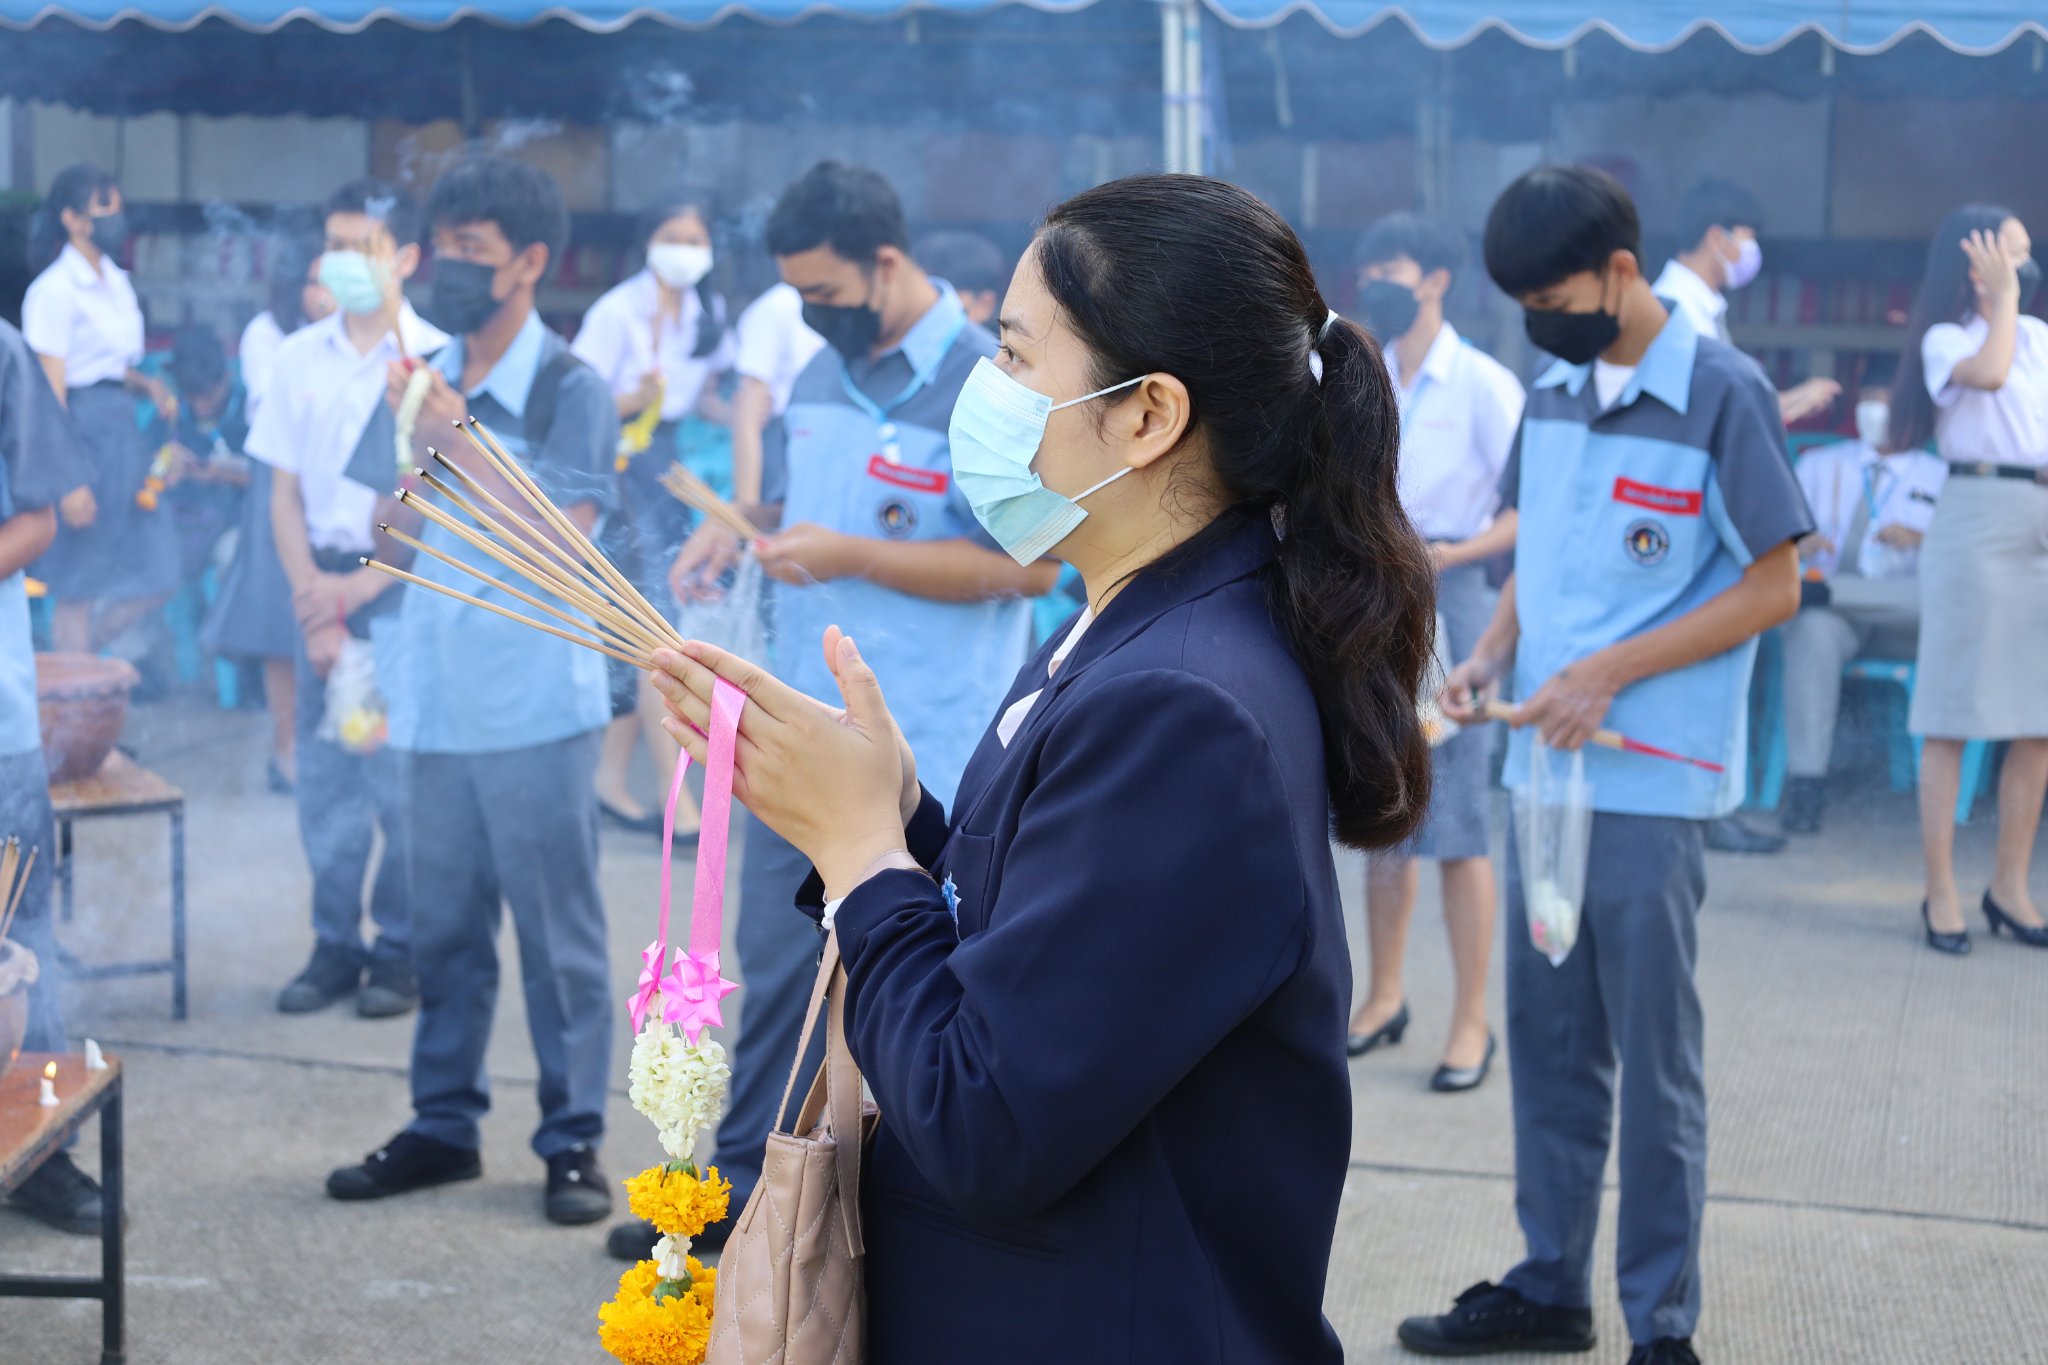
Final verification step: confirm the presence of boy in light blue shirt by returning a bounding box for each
[1399,167,1808,1365]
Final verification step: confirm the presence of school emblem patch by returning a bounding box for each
[877,497,919,539]
[1623,518,1670,567]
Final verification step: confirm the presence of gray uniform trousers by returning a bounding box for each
[1502,812,1708,1346]
[1780,575,1921,778]
[397,729,613,1159]
[294,641,409,964]
[0,747,64,1052]
[709,812,824,1207]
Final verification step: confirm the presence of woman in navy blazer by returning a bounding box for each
[653,176,1437,1363]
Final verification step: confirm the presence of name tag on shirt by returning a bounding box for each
[1612,477,1703,517]
[866,455,948,494]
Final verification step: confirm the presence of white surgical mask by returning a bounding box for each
[648,243,714,290]
[1725,236,1763,291]
[1855,400,1889,450]
[948,358,1144,566]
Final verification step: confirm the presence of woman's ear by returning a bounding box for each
[1119,373,1192,472]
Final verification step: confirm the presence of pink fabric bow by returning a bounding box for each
[661,946,740,1044]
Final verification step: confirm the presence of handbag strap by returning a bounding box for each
[778,930,867,1257]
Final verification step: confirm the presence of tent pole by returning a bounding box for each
[1161,0,1185,173]
[1182,0,1205,175]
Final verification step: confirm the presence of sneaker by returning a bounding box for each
[1396,1281,1596,1356]
[278,943,363,1014]
[7,1151,104,1235]
[1628,1340,1701,1365]
[327,1131,481,1201]
[1782,777,1825,835]
[545,1142,612,1226]
[357,952,418,1019]
[606,1217,660,1263]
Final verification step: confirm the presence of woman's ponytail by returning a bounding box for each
[1036,176,1437,851]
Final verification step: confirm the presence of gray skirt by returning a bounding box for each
[1410,560,1495,861]
[1910,473,2048,739]
[33,381,178,602]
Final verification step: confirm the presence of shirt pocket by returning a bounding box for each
[932,829,996,937]
[1585,460,1710,585]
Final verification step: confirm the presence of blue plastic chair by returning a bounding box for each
[1841,658,1992,823]
[161,567,240,709]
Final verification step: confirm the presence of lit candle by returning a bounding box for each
[83,1040,106,1072]
[38,1060,58,1107]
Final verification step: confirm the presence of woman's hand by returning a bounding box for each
[1963,228,2020,309]
[821,624,920,825]
[668,521,745,602]
[755,524,859,586]
[650,630,910,898]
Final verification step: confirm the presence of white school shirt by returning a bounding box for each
[1922,313,2048,468]
[21,243,145,387]
[243,305,448,553]
[1652,259,1730,343]
[733,282,826,415]
[996,605,1095,748]
[1793,440,1947,579]
[1385,322,1524,541]
[238,311,288,423]
[571,269,734,421]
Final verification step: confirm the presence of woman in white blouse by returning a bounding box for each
[1892,204,2048,955]
[572,190,734,834]
[23,163,180,655]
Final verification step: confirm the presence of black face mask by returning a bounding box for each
[1360,280,1422,341]
[2017,259,2042,312]
[430,259,506,336]
[88,211,128,257]
[803,298,882,360]
[1524,302,1621,366]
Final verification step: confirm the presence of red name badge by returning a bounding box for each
[1612,477,1702,517]
[868,455,949,494]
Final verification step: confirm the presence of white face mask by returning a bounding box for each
[1724,236,1763,291]
[1855,400,1889,450]
[648,243,714,290]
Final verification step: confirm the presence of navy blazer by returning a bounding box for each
[831,509,1352,1364]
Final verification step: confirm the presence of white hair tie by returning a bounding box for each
[1309,310,1339,383]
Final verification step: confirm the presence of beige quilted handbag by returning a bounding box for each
[706,929,866,1364]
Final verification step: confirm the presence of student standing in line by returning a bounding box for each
[0,317,102,1236]
[572,190,733,837]
[323,157,621,1227]
[23,163,180,656]
[1346,212,1522,1092]
[917,229,1008,327]
[609,161,1053,1263]
[211,233,334,793]
[247,180,445,1019]
[1401,166,1806,1365]
[1893,205,2048,955]
[1780,371,1945,835]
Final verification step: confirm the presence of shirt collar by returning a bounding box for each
[882,282,966,376]
[1653,258,1726,323]
[1417,320,1462,385]
[59,243,112,289]
[1535,301,1698,417]
[437,309,546,417]
[317,303,444,363]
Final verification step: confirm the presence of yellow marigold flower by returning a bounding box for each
[624,1163,733,1240]
[599,1262,713,1364]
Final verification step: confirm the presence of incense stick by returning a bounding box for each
[0,842,37,947]
[1480,700,1722,773]
[358,559,649,668]
[660,466,760,540]
[376,524,654,662]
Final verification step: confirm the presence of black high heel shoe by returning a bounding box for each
[1347,1002,1409,1057]
[1922,900,1970,956]
[1982,892,2048,949]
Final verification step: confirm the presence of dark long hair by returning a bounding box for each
[1035,174,1434,850]
[267,232,324,333]
[1891,203,2015,453]
[641,191,724,359]
[29,163,118,268]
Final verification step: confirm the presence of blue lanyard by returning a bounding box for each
[1861,460,1903,526]
[837,312,968,460]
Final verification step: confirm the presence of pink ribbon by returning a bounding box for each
[628,677,746,1042]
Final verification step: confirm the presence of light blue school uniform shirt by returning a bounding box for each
[1500,303,1811,819]
[769,285,1031,805]
[373,311,619,754]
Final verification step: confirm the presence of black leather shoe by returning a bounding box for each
[7,1152,104,1235]
[1396,1281,1596,1356]
[607,1217,660,1263]
[278,942,364,1014]
[545,1142,613,1226]
[1627,1338,1701,1365]
[327,1131,481,1201]
[1431,1033,1496,1093]
[1922,900,1970,956]
[1982,892,2048,948]
[1704,815,1786,855]
[358,951,419,1019]
[1347,1001,1410,1057]
[1781,777,1824,835]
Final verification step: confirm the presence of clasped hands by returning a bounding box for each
[650,625,921,900]
[1442,646,1624,752]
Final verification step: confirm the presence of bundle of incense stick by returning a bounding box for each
[0,836,37,947]
[1480,699,1724,774]
[360,418,684,668]
[660,464,759,541]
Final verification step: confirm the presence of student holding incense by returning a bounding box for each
[650,174,1435,1362]
[245,179,445,1020]
[0,317,104,1235]
[609,161,1054,1265]
[323,157,621,1229]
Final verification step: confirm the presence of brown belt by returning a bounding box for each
[1947,461,2048,484]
